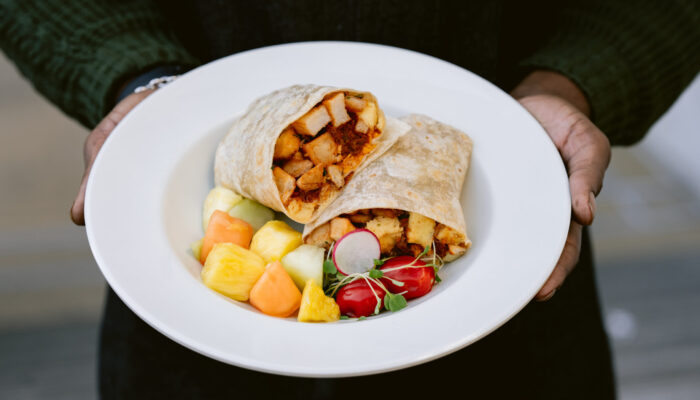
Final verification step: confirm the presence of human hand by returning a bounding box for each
[70,90,154,225]
[511,71,611,301]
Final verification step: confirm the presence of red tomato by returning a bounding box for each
[379,256,435,299]
[336,279,386,318]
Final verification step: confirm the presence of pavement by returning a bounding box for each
[1,53,699,399]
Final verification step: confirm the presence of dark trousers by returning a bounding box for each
[99,230,615,399]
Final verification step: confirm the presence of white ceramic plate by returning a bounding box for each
[85,41,570,377]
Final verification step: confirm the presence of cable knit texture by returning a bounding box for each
[0,0,199,127]
[521,0,700,145]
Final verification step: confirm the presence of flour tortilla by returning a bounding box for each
[303,114,473,248]
[214,84,410,223]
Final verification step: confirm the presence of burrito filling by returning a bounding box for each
[272,91,384,221]
[305,209,469,261]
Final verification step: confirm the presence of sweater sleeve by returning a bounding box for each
[0,0,199,128]
[520,0,700,145]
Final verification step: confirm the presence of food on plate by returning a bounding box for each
[200,210,254,264]
[214,84,410,223]
[249,220,303,263]
[331,229,381,275]
[303,114,473,261]
[228,198,275,231]
[379,256,435,299]
[280,244,324,291]
[190,239,203,261]
[249,261,302,317]
[201,242,266,301]
[335,279,386,318]
[202,186,243,231]
[297,280,340,322]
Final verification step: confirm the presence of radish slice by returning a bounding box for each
[332,229,381,275]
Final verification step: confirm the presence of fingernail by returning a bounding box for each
[588,192,596,218]
[536,289,556,302]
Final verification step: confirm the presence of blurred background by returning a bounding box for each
[1,53,698,399]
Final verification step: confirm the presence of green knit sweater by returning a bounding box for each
[1,0,698,145]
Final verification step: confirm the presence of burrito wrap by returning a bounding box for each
[303,114,473,249]
[214,84,409,223]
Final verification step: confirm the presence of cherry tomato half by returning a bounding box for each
[336,279,386,318]
[380,256,435,299]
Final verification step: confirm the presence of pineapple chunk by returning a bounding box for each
[281,244,324,290]
[298,280,340,323]
[293,105,331,136]
[201,243,265,301]
[202,186,243,231]
[250,220,303,263]
[406,212,436,248]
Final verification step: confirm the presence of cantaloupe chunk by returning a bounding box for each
[249,261,302,317]
[200,210,254,264]
[201,243,265,301]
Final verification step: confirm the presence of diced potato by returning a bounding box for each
[296,164,325,191]
[273,128,301,160]
[282,155,314,178]
[228,199,275,231]
[357,101,378,130]
[330,217,355,241]
[273,167,296,204]
[303,132,338,165]
[202,186,243,231]
[304,222,332,248]
[345,96,366,112]
[281,244,324,291]
[201,243,265,301]
[250,220,303,263]
[326,165,344,188]
[293,105,331,136]
[323,92,351,127]
[443,245,468,262]
[287,198,315,222]
[348,212,372,224]
[355,119,369,134]
[190,238,203,261]
[298,280,340,323]
[406,212,436,248]
[435,224,466,246]
[365,216,403,254]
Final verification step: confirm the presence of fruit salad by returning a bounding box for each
[193,186,449,322]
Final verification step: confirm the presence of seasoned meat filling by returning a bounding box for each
[272,91,382,218]
[305,209,468,261]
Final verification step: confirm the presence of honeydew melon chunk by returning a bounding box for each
[228,199,275,231]
[281,244,324,291]
[202,186,243,231]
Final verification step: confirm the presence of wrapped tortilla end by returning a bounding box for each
[215,85,409,224]
[301,114,472,261]
[293,105,331,136]
[323,92,351,127]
